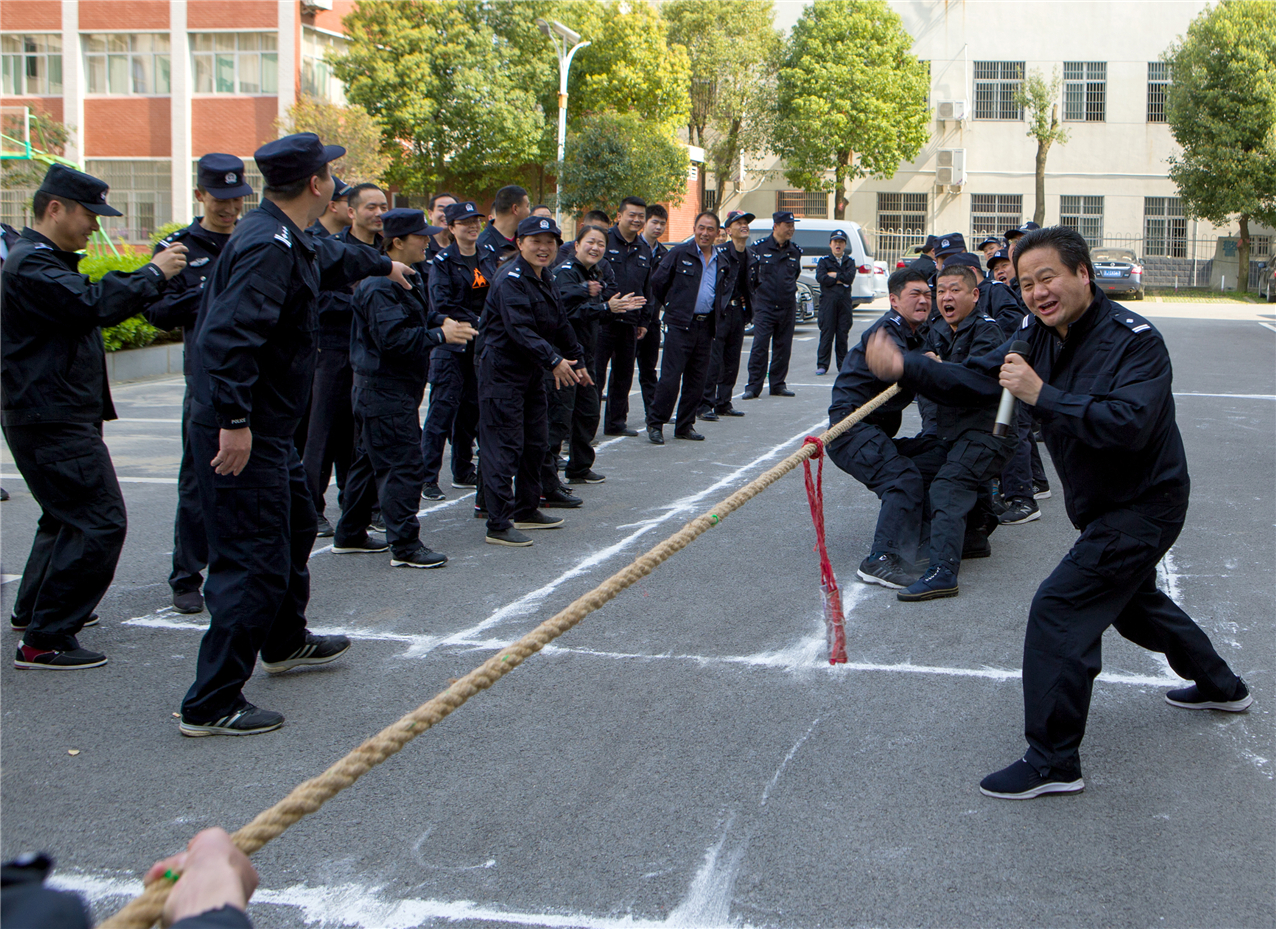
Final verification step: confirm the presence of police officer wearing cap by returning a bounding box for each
[815,229,857,375]
[743,210,802,398]
[146,154,253,615]
[597,196,653,436]
[700,210,754,419]
[336,209,476,568]
[866,225,1252,799]
[975,235,1003,272]
[178,133,415,736]
[477,215,593,547]
[911,235,938,280]
[420,199,487,501]
[2,164,188,670]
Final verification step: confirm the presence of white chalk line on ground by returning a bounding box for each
[1259,321,1276,334]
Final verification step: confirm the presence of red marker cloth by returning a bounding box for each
[801,436,847,664]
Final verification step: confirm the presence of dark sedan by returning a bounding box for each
[1091,247,1145,300]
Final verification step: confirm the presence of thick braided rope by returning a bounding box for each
[100,384,899,929]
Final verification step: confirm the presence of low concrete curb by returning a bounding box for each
[107,341,184,383]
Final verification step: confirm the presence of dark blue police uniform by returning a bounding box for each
[636,236,667,418]
[596,225,653,434]
[815,234,857,372]
[745,212,803,396]
[1,166,168,663]
[702,214,754,415]
[181,134,393,729]
[146,154,252,610]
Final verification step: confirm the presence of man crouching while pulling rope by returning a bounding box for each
[863,225,1252,800]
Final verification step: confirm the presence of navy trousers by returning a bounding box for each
[596,319,638,433]
[702,306,746,411]
[302,345,355,517]
[745,303,796,394]
[170,388,209,595]
[478,351,547,532]
[420,346,478,486]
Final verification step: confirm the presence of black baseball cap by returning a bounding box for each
[381,209,441,241]
[935,232,967,257]
[830,229,849,241]
[37,163,122,216]
[196,153,253,200]
[942,252,982,270]
[772,210,797,224]
[254,132,345,187]
[922,234,939,252]
[444,200,484,224]
[724,210,755,228]
[517,215,562,241]
[1005,221,1040,241]
[987,248,1012,268]
[331,176,352,201]
[975,235,1002,251]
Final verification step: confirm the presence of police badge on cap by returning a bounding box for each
[197,153,253,200]
[37,164,123,216]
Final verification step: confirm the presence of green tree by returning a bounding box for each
[334,1,544,196]
[664,0,782,206]
[0,110,73,191]
[772,0,929,220]
[273,96,392,184]
[1015,69,1070,226]
[555,111,688,215]
[1165,0,1276,292]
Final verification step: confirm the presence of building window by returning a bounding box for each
[973,61,1024,120]
[970,194,1022,243]
[84,34,170,95]
[1060,195,1103,247]
[1143,197,1186,258]
[85,159,171,242]
[2,34,62,95]
[191,33,278,94]
[876,192,927,234]
[190,159,262,219]
[1064,61,1106,122]
[301,27,346,104]
[1250,235,1271,259]
[776,190,828,218]
[1147,62,1170,123]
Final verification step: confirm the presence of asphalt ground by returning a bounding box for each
[2,302,1273,928]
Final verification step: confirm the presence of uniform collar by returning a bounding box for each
[260,199,315,254]
[19,227,80,266]
[609,225,641,249]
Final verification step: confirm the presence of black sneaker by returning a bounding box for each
[962,532,992,559]
[770,388,796,397]
[980,758,1084,800]
[566,470,606,484]
[555,455,568,472]
[604,427,639,437]
[541,488,583,508]
[14,643,107,670]
[514,511,564,530]
[473,506,488,519]
[172,590,204,614]
[998,498,1041,525]
[10,613,99,632]
[332,533,390,554]
[716,405,745,417]
[315,515,335,538]
[739,390,760,400]
[421,482,446,501]
[179,703,284,737]
[486,527,533,547]
[856,553,918,590]
[1033,481,1052,499]
[898,565,960,602]
[391,545,448,569]
[369,512,386,533]
[261,633,351,673]
[1164,679,1253,712]
[452,469,478,489]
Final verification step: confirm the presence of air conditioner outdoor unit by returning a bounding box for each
[936,100,967,121]
[936,148,967,187]
[302,0,333,10]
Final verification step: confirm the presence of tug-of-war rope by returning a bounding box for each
[100,384,900,929]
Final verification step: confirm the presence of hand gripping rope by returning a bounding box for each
[100,384,900,929]
[801,436,847,664]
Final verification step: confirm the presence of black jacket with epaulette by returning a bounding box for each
[479,256,585,373]
[553,255,617,324]
[650,240,733,331]
[427,243,489,354]
[829,308,928,435]
[749,234,803,310]
[147,219,231,376]
[923,310,1006,441]
[600,226,654,327]
[351,274,445,395]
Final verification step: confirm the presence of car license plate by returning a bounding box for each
[1101,269,1123,277]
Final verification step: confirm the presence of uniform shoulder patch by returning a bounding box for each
[189,256,210,267]
[273,225,292,248]
[1019,313,1033,329]
[508,271,521,279]
[162,228,188,245]
[33,242,53,250]
[1114,311,1154,334]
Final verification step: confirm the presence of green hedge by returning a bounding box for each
[81,245,169,352]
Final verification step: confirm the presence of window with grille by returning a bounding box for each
[191,33,278,94]
[1249,235,1270,259]
[1144,197,1186,257]
[973,61,1024,120]
[84,34,170,95]
[876,192,927,234]
[776,190,828,218]
[190,159,262,218]
[1060,195,1103,247]
[1147,62,1169,123]
[970,194,1022,243]
[702,187,719,214]
[2,34,62,95]
[1064,62,1106,122]
[85,160,172,242]
[301,27,347,104]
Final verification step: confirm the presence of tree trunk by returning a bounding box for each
[1237,213,1251,293]
[714,117,742,208]
[1034,141,1049,226]
[835,151,852,220]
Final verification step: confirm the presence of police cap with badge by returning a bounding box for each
[331,176,352,201]
[196,153,253,199]
[935,233,967,258]
[1004,221,1040,242]
[829,229,849,242]
[724,210,755,228]
[254,132,346,187]
[444,201,484,225]
[517,215,562,243]
[772,210,798,225]
[381,209,443,242]
[37,164,123,216]
[987,248,1012,271]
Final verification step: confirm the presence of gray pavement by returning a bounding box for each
[2,303,1273,928]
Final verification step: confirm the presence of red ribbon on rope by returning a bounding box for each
[802,436,847,664]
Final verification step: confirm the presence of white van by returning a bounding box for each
[745,217,878,310]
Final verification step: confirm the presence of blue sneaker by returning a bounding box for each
[897,564,959,601]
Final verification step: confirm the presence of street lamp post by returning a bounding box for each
[537,18,589,225]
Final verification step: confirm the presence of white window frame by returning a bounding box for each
[973,61,1024,121]
[190,32,278,96]
[1064,61,1106,122]
[83,32,171,96]
[1060,195,1104,247]
[1,33,63,95]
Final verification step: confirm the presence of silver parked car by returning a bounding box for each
[1091,247,1145,300]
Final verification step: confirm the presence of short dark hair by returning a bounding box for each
[429,191,457,210]
[1013,226,1095,282]
[346,182,384,209]
[575,223,609,244]
[937,264,979,290]
[619,196,647,214]
[693,210,720,228]
[493,185,528,215]
[888,267,931,297]
[583,209,611,226]
[263,163,331,201]
[531,203,552,213]
[645,204,668,221]
[32,190,76,221]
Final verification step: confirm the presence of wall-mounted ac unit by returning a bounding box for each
[936,100,967,122]
[302,0,334,11]
[936,148,967,187]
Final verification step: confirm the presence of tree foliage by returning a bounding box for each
[1015,69,1069,226]
[555,111,688,215]
[772,0,929,220]
[0,110,72,190]
[1165,0,1276,290]
[273,96,391,184]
